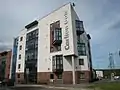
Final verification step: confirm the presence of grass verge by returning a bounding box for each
[88,82,120,90]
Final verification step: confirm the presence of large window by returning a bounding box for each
[52,55,63,70]
[25,29,38,83]
[79,59,84,65]
[53,28,62,41]
[79,73,85,79]
[50,73,54,79]
[78,43,86,55]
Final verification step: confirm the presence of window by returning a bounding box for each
[50,73,54,79]
[78,43,86,55]
[17,74,20,78]
[19,45,22,50]
[77,36,80,43]
[57,73,62,79]
[79,59,84,65]
[18,64,21,69]
[52,55,63,70]
[53,28,62,41]
[20,37,23,41]
[75,20,84,31]
[19,54,21,59]
[79,73,85,79]
[56,45,61,51]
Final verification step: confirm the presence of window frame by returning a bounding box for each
[19,45,22,50]
[19,54,21,59]
[18,64,21,69]
[17,74,20,78]
[79,59,84,65]
[78,43,86,56]
[79,72,85,79]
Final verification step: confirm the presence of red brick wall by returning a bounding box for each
[63,71,73,84]
[37,72,50,84]
[5,51,12,80]
[15,71,92,84]
[0,50,12,81]
[75,71,91,83]
[16,73,24,83]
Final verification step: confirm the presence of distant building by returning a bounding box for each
[10,37,19,81]
[15,3,92,84]
[95,69,120,79]
[0,50,12,81]
[96,71,103,79]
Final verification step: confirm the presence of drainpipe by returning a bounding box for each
[72,56,75,84]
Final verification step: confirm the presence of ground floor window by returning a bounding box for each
[79,72,85,79]
[50,73,54,79]
[17,74,20,78]
[57,73,62,79]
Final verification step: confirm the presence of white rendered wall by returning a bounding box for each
[71,4,90,71]
[38,3,75,72]
[16,29,26,73]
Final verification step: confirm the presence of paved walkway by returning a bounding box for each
[15,84,94,90]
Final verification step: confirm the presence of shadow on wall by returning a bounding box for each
[64,56,72,66]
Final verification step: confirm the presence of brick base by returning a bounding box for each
[63,71,91,84]
[37,72,50,84]
[15,71,92,84]
[75,71,91,84]
[63,71,73,84]
[16,73,24,84]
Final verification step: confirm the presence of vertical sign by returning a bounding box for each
[64,11,69,50]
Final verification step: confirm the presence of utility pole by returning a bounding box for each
[108,53,115,69]
[108,53,115,81]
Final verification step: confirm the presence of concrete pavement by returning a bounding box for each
[14,84,93,90]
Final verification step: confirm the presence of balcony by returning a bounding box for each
[87,34,91,40]
[52,28,62,45]
[76,20,84,35]
[52,39,62,45]
[76,27,84,35]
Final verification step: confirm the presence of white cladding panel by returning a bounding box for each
[16,29,26,73]
[75,56,89,71]
[38,4,75,72]
[63,56,73,71]
[71,5,90,71]
[15,3,91,73]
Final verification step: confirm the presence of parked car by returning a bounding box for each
[0,80,2,86]
[0,79,14,86]
[7,79,14,86]
[114,76,120,80]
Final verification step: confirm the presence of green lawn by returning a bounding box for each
[88,82,120,90]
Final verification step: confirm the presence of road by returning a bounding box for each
[0,86,67,90]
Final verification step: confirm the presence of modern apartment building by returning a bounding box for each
[10,37,19,81]
[15,3,92,84]
[0,50,12,81]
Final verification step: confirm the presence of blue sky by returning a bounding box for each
[0,0,120,69]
